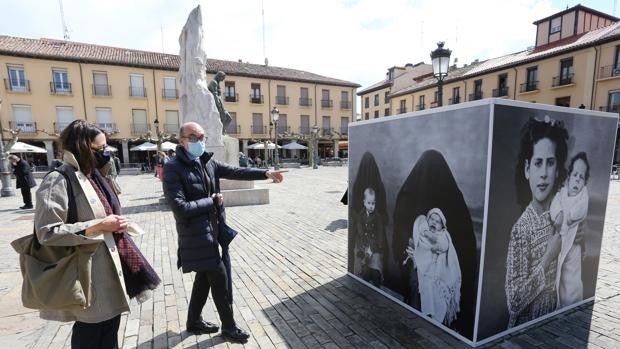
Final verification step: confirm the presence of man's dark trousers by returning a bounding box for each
[21,187,32,207]
[187,261,234,328]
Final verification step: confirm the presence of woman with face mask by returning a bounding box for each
[33,119,160,348]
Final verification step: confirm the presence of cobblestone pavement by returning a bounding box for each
[1,167,619,348]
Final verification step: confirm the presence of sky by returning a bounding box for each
[0,0,618,90]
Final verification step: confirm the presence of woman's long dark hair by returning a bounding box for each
[59,120,104,174]
[515,117,569,209]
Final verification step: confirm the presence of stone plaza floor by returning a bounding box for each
[0,166,619,348]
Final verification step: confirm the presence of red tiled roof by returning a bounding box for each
[0,35,360,88]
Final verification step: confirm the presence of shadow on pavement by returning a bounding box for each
[324,219,347,232]
[123,201,169,215]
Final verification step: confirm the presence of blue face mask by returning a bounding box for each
[187,141,205,158]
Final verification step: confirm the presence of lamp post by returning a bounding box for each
[153,117,162,152]
[311,125,319,169]
[271,106,280,170]
[0,97,15,196]
[430,42,452,107]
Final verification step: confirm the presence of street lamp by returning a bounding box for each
[430,41,452,107]
[0,97,15,196]
[311,125,320,169]
[153,117,162,151]
[271,106,280,170]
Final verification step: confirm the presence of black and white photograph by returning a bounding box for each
[348,105,490,341]
[476,103,617,342]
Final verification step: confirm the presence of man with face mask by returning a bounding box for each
[162,122,285,343]
[8,154,36,209]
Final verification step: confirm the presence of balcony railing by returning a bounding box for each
[251,125,268,134]
[321,99,333,108]
[224,92,238,102]
[340,100,351,109]
[226,124,241,135]
[599,105,620,113]
[4,79,30,92]
[276,96,289,105]
[249,94,264,104]
[416,104,425,111]
[162,88,178,99]
[50,82,72,95]
[520,81,538,93]
[492,87,509,97]
[299,97,312,106]
[552,74,574,87]
[598,65,620,79]
[384,96,390,104]
[399,107,407,113]
[9,121,37,134]
[54,122,71,133]
[321,127,333,136]
[469,92,483,101]
[92,84,111,96]
[449,97,460,104]
[299,126,311,135]
[129,86,146,97]
[276,125,290,134]
[96,122,118,133]
[163,123,179,134]
[131,123,150,134]
[340,127,348,135]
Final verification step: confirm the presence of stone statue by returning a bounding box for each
[208,71,233,135]
[178,5,223,147]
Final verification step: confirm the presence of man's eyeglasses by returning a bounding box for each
[181,134,207,143]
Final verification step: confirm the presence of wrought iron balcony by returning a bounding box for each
[9,121,37,134]
[96,122,118,134]
[399,107,407,113]
[226,124,241,135]
[50,81,72,95]
[340,100,351,109]
[131,123,150,134]
[598,65,620,79]
[599,105,620,113]
[492,87,509,97]
[449,97,460,104]
[54,122,71,133]
[162,88,178,99]
[520,81,538,93]
[92,84,111,96]
[251,125,268,134]
[250,94,264,104]
[299,126,311,135]
[416,104,425,111]
[276,96,289,105]
[224,92,238,102]
[163,123,179,134]
[275,125,290,134]
[321,99,333,108]
[340,127,348,135]
[299,97,312,106]
[552,74,574,87]
[321,127,333,136]
[4,79,30,92]
[469,92,483,101]
[129,86,146,97]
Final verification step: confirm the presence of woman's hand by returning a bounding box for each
[86,214,129,237]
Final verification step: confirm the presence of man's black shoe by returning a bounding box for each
[221,326,250,342]
[186,320,219,335]
[20,205,33,209]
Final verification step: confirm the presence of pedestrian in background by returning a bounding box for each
[8,154,36,209]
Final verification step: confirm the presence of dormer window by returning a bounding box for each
[550,17,561,34]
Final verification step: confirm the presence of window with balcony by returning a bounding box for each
[432,91,439,108]
[95,107,115,133]
[224,81,237,102]
[55,106,74,133]
[165,110,179,133]
[276,114,288,134]
[399,99,406,113]
[131,109,148,134]
[451,87,460,104]
[250,83,262,103]
[555,96,571,107]
[554,58,574,86]
[493,73,508,97]
[12,104,36,133]
[300,87,312,106]
[374,94,379,106]
[522,67,538,92]
[51,69,71,95]
[385,108,390,116]
[6,66,28,92]
[364,96,369,108]
[163,77,177,99]
[384,91,389,104]
[321,116,331,136]
[93,72,110,96]
[252,113,264,133]
[374,110,379,118]
[227,112,239,134]
[340,117,349,135]
[276,85,288,105]
[340,91,351,109]
[550,17,561,34]
[321,89,332,108]
[606,91,620,113]
[129,74,145,97]
[470,80,483,100]
[417,95,425,110]
[300,115,310,135]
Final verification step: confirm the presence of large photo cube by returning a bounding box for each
[347,99,617,346]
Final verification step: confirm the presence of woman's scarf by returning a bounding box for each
[87,169,161,300]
